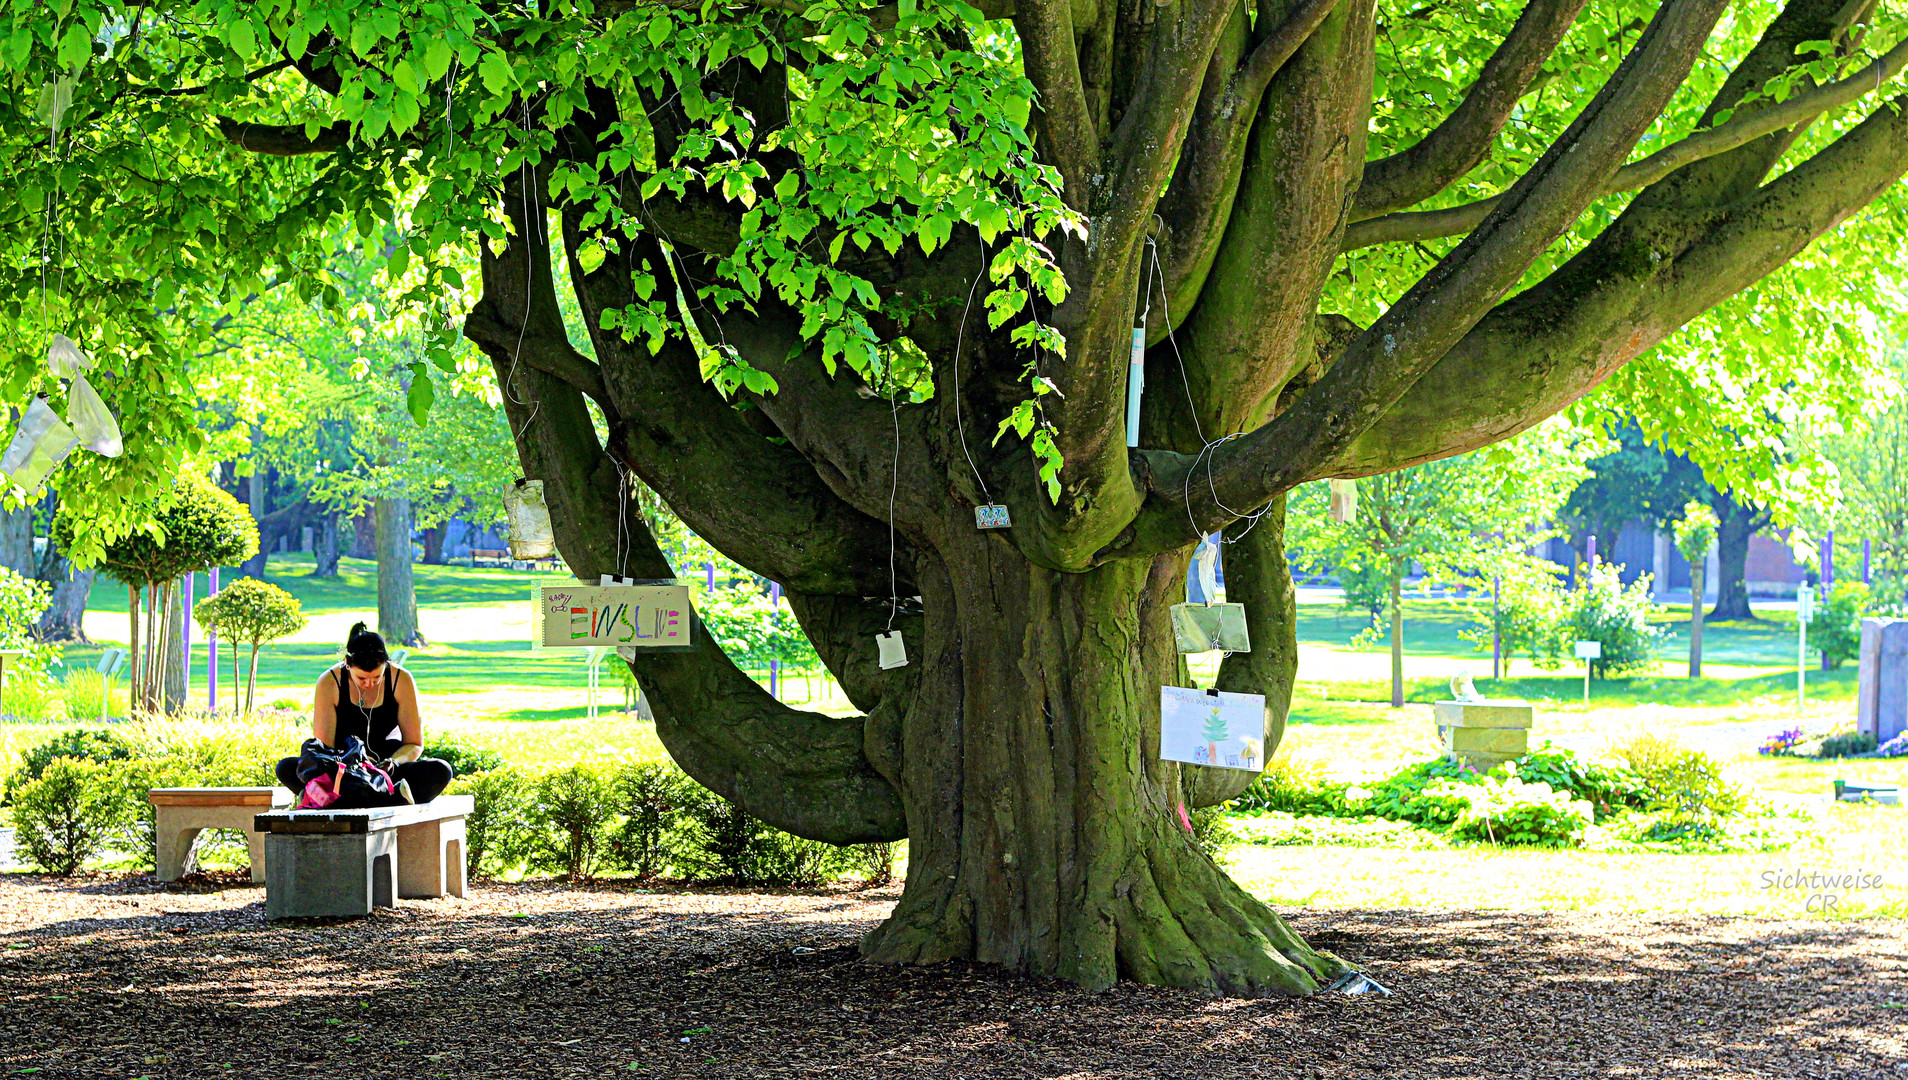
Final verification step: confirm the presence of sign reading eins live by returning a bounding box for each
[532,583,695,649]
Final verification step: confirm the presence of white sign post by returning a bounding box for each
[1574,639,1602,704]
[1797,583,1815,717]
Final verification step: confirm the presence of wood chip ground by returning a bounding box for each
[2,873,1903,1079]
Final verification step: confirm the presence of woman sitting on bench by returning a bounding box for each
[274,623,454,804]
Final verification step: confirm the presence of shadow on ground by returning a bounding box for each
[2,873,1902,1079]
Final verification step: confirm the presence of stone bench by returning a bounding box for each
[252,795,472,919]
[149,787,292,883]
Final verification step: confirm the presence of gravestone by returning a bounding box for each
[1856,619,1908,745]
[1434,677,1534,770]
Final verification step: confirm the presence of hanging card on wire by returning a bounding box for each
[1328,478,1358,524]
[1159,685,1264,771]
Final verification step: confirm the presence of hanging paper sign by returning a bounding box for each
[532,582,694,650]
[1160,685,1265,771]
[875,630,908,670]
[1171,603,1250,654]
[975,504,1012,530]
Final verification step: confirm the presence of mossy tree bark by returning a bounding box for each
[438,0,1908,996]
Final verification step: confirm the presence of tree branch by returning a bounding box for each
[214,118,349,155]
[1352,0,1591,220]
[1112,0,1732,559]
[1345,32,1908,249]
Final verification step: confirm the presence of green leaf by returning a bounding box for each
[424,38,454,80]
[228,19,258,60]
[478,50,514,94]
[406,365,436,424]
[387,245,411,280]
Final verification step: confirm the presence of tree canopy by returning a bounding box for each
[12,0,1908,997]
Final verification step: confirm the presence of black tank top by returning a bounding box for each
[332,666,404,758]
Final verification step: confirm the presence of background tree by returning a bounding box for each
[1288,425,1585,706]
[17,0,1908,996]
[1559,425,1705,565]
[1674,501,1720,676]
[1707,487,1775,621]
[1821,344,1908,609]
[193,576,307,713]
[54,474,257,713]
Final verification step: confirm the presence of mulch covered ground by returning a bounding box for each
[2,873,1903,1079]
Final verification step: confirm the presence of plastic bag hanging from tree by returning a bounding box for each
[0,397,79,495]
[46,334,92,379]
[1328,478,1358,523]
[35,78,74,138]
[66,375,122,457]
[502,479,556,559]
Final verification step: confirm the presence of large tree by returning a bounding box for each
[12,0,1908,996]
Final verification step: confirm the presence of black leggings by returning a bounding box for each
[275,756,455,804]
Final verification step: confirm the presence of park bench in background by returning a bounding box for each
[252,795,472,918]
[150,787,291,882]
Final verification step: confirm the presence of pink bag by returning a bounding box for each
[299,766,346,810]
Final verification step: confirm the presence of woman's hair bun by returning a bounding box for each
[344,622,390,671]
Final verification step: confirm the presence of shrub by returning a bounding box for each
[1363,757,1481,825]
[1818,732,1878,758]
[10,757,137,874]
[58,669,130,723]
[607,760,697,878]
[1636,750,1748,829]
[853,841,899,886]
[1512,743,1648,821]
[0,565,59,683]
[1433,776,1592,846]
[7,727,139,801]
[108,757,205,869]
[526,763,619,879]
[423,737,505,777]
[446,766,534,877]
[1461,560,1570,670]
[1812,582,1868,670]
[1563,563,1665,677]
[677,787,855,886]
[1608,730,1685,777]
[1227,752,1346,815]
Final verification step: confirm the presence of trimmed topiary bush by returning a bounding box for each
[526,763,620,880]
[192,576,306,713]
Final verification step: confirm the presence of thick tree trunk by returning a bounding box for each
[0,504,34,580]
[375,496,424,647]
[1710,494,1761,621]
[36,564,93,642]
[312,511,341,578]
[1687,562,1705,678]
[241,455,270,580]
[349,510,376,560]
[419,523,446,565]
[856,525,1342,996]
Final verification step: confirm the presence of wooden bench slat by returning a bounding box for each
[254,795,474,835]
[149,787,287,807]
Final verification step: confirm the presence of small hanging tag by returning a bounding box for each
[1125,324,1146,448]
[599,574,640,586]
[1328,478,1358,524]
[975,503,1012,530]
[875,630,908,670]
[1195,536,1220,603]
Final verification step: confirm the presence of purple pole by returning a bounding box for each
[704,562,715,593]
[770,581,782,608]
[1864,539,1872,584]
[768,659,778,699]
[207,567,219,713]
[1822,533,1833,588]
[182,572,193,700]
[1586,534,1597,567]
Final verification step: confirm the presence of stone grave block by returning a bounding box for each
[1434,698,1534,771]
[1856,619,1908,745]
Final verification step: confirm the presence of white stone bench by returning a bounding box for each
[252,796,472,919]
[149,787,292,882]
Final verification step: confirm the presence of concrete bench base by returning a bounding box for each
[149,788,292,883]
[254,796,472,919]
